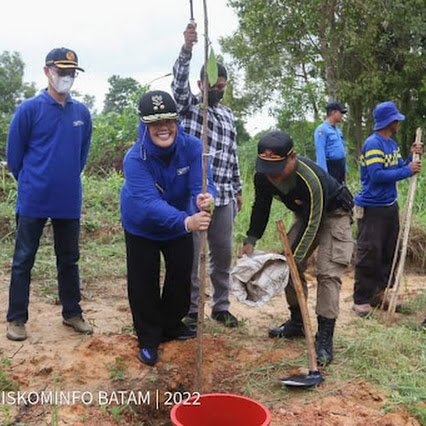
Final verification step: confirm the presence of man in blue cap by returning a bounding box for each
[6,47,93,340]
[352,101,423,316]
[314,102,348,184]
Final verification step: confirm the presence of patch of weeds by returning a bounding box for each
[80,235,126,283]
[204,318,223,337]
[79,414,90,423]
[36,280,58,302]
[101,404,136,424]
[51,375,59,426]
[238,356,309,403]
[0,354,17,393]
[1,357,12,367]
[237,316,248,327]
[401,289,426,314]
[105,357,128,381]
[337,319,426,423]
[120,324,135,335]
[0,371,18,392]
[0,405,13,426]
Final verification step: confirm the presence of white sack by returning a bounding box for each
[231,251,289,307]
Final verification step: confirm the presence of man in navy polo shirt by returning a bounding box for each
[6,47,93,341]
[314,102,348,184]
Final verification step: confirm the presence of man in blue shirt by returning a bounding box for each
[6,48,93,341]
[314,102,348,184]
[352,102,422,316]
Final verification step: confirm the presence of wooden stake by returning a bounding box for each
[380,225,402,313]
[277,220,319,373]
[386,128,423,322]
[195,0,210,393]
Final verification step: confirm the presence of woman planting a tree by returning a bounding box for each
[120,90,215,366]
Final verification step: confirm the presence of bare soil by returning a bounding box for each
[0,269,424,425]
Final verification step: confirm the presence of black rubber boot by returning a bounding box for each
[268,306,304,338]
[315,316,336,366]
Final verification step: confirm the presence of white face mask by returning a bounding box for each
[49,70,74,94]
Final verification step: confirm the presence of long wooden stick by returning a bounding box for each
[386,128,422,321]
[277,220,319,372]
[195,0,210,393]
[380,225,402,312]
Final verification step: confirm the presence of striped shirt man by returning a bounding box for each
[355,132,412,207]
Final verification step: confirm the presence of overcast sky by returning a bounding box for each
[1,0,275,134]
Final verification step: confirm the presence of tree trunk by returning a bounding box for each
[352,102,363,159]
[301,61,319,121]
[320,0,339,100]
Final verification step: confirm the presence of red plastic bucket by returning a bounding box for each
[170,393,271,426]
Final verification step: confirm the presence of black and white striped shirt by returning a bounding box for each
[172,49,242,207]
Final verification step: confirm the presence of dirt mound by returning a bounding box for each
[0,273,424,425]
[272,381,420,425]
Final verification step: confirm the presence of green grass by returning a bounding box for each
[0,150,425,424]
[230,294,426,421]
[336,316,426,422]
[0,358,18,393]
[105,357,128,382]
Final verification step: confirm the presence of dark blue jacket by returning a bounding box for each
[120,122,216,240]
[6,90,92,218]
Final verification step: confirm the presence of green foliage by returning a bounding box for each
[222,1,426,154]
[86,107,139,174]
[221,0,325,119]
[0,51,36,116]
[105,357,128,381]
[71,90,97,115]
[86,78,148,173]
[0,114,12,162]
[103,75,147,114]
[276,114,317,160]
[0,51,36,162]
[235,118,251,145]
[338,314,426,422]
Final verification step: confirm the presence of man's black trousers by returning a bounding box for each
[354,203,399,305]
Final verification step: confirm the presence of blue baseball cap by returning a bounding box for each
[326,101,347,114]
[45,47,84,71]
[373,101,405,130]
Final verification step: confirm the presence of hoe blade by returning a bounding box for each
[276,370,324,388]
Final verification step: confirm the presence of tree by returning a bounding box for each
[71,90,97,115]
[337,0,426,156]
[221,0,327,122]
[0,51,36,116]
[103,75,145,114]
[0,51,36,162]
[221,0,425,157]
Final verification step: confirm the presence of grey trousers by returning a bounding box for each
[285,209,353,319]
[189,202,236,314]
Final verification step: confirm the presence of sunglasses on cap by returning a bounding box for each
[258,147,294,162]
[49,66,78,78]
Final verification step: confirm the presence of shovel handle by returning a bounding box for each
[277,220,319,372]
